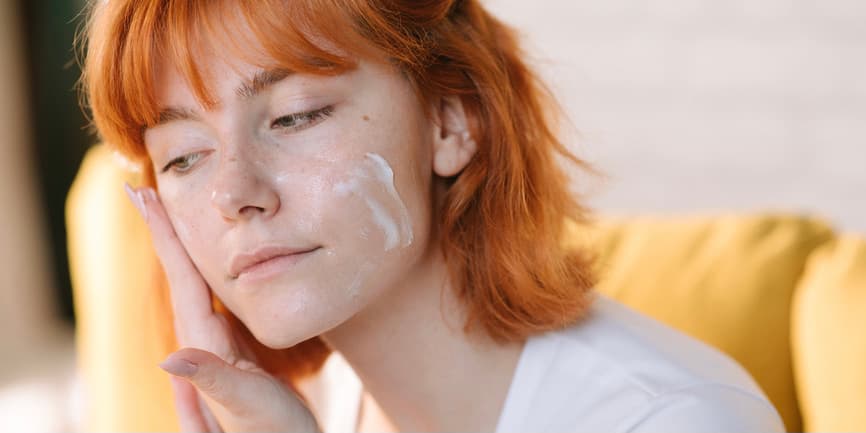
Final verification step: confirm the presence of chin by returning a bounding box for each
[235,275,366,349]
[242,306,339,350]
[245,322,309,350]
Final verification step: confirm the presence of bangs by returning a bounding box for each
[154,0,369,109]
[84,0,373,160]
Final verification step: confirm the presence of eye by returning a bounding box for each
[161,152,205,174]
[271,106,334,132]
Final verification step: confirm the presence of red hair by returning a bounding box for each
[80,0,596,383]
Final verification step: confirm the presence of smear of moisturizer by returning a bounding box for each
[364,153,414,248]
[347,261,376,299]
[333,153,413,251]
[333,174,398,249]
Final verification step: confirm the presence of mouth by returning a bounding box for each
[230,246,322,282]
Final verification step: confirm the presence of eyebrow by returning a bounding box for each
[154,68,293,126]
[236,68,292,99]
[156,106,200,125]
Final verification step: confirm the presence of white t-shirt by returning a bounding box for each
[494,294,786,432]
[301,293,786,433]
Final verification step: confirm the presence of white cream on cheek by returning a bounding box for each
[275,171,292,184]
[333,176,397,249]
[332,152,414,251]
[347,261,376,299]
[330,152,414,300]
[365,152,414,248]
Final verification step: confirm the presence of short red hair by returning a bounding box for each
[80,0,596,383]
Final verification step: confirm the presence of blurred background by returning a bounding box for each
[0,0,863,431]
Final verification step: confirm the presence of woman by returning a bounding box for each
[80,0,785,431]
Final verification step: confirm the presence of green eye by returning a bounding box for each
[271,106,334,131]
[162,152,204,173]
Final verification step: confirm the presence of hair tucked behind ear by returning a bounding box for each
[398,0,598,342]
[80,0,596,384]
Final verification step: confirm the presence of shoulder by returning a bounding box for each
[618,383,786,432]
[550,293,767,397]
[503,293,785,432]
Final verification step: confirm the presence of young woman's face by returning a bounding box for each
[144,51,437,349]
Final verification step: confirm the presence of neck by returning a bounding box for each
[320,247,525,432]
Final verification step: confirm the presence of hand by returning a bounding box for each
[125,183,321,433]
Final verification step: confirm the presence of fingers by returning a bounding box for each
[161,347,322,432]
[161,348,248,411]
[160,348,276,418]
[169,376,212,432]
[124,183,215,343]
[198,393,225,433]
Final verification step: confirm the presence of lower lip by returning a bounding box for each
[236,248,319,283]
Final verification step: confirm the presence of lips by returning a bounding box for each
[229,245,320,279]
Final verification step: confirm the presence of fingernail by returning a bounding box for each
[159,356,199,378]
[123,182,148,222]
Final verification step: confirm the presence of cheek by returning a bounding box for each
[272,166,329,236]
[330,153,415,249]
[158,187,223,277]
[312,153,427,297]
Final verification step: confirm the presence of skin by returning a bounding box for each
[146,49,437,348]
[131,32,524,432]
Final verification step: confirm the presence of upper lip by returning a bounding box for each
[229,245,319,278]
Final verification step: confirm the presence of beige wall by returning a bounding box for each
[487,0,866,234]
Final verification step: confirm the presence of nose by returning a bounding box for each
[210,153,281,222]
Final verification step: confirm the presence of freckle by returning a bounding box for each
[362,115,370,122]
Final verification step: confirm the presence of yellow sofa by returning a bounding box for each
[67,144,866,432]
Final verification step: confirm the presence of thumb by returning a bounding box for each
[159,348,321,432]
[159,347,263,412]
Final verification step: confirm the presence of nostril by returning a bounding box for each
[240,205,265,214]
[209,169,281,220]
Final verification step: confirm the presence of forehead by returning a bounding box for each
[144,2,364,120]
[153,52,267,106]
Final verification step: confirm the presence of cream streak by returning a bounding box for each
[332,153,413,251]
[365,152,414,248]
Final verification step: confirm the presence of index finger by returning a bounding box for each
[125,183,215,343]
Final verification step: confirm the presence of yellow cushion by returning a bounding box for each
[792,235,866,432]
[66,145,179,431]
[565,214,834,432]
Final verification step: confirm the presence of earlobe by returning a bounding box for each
[434,130,477,178]
[431,96,478,178]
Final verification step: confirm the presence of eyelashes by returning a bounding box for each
[160,105,335,174]
[270,105,334,131]
[161,152,205,174]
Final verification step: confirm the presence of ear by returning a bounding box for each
[430,95,477,178]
